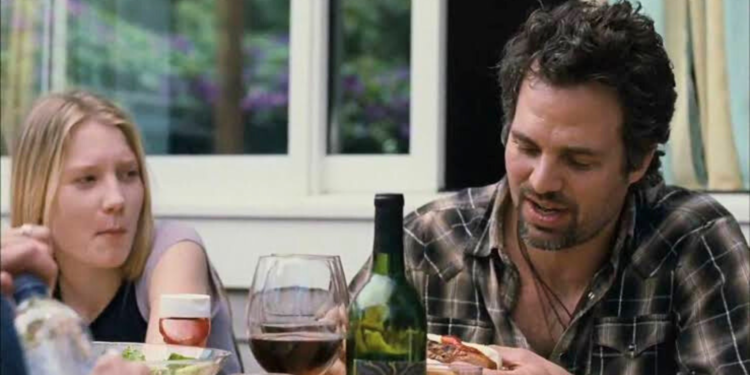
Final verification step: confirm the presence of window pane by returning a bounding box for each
[0,0,47,155]
[66,0,290,154]
[328,0,411,154]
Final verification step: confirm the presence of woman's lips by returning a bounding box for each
[98,228,126,236]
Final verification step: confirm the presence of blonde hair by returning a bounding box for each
[10,90,154,281]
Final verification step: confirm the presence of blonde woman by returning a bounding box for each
[1,90,241,373]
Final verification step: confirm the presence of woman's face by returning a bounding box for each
[49,120,144,270]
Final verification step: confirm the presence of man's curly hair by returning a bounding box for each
[498,0,676,186]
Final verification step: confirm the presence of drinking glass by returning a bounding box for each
[246,255,348,375]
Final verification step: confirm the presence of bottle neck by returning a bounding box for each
[372,205,404,278]
[13,274,49,304]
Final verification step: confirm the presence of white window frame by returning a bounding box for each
[0,0,447,215]
[316,0,447,194]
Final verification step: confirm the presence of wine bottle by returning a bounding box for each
[13,274,95,375]
[347,194,427,375]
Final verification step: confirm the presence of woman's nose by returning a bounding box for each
[102,180,125,213]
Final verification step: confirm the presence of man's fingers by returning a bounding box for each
[18,225,51,241]
[92,354,150,375]
[323,359,346,375]
[2,225,51,245]
[488,345,526,369]
[1,272,14,296]
[484,370,515,375]
[1,240,58,288]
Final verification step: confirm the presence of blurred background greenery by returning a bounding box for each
[0,0,412,155]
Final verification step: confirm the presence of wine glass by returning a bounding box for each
[247,255,348,375]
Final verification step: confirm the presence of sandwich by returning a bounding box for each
[427,333,502,370]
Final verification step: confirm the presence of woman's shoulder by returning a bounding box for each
[134,220,207,316]
[152,220,205,255]
[137,220,206,288]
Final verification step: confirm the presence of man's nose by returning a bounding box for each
[528,156,563,195]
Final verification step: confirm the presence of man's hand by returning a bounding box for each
[0,224,57,296]
[91,354,150,375]
[325,358,346,375]
[486,346,571,375]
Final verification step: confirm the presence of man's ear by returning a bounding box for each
[627,147,656,185]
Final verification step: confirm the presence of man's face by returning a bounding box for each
[504,78,647,251]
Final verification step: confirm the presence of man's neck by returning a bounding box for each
[503,204,618,296]
[56,256,123,323]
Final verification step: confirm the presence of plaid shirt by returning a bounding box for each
[350,178,750,375]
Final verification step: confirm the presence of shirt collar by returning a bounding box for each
[416,181,502,281]
[628,180,681,278]
[489,178,514,264]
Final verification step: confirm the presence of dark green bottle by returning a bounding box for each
[347,194,427,375]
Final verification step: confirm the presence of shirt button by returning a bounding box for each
[587,292,595,299]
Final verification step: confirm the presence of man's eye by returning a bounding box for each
[569,159,593,170]
[517,145,539,155]
[512,139,539,155]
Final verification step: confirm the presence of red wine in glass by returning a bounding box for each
[246,255,349,375]
[250,331,343,375]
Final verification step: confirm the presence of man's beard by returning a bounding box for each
[518,215,585,251]
[516,186,593,252]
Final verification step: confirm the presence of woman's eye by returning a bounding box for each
[76,175,96,185]
[123,169,140,180]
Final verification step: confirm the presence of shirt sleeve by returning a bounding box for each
[674,216,750,374]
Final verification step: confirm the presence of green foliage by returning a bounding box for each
[3,0,412,154]
[332,0,411,154]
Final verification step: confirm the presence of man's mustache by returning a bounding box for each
[519,185,573,208]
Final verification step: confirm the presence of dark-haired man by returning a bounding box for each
[349,1,749,374]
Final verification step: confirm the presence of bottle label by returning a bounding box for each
[354,360,426,375]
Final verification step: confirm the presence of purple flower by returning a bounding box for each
[242,68,253,84]
[277,71,290,89]
[393,97,410,111]
[343,75,364,95]
[170,35,192,54]
[68,0,84,17]
[365,105,388,122]
[398,121,410,140]
[12,13,28,31]
[191,77,218,103]
[393,66,410,81]
[241,95,254,111]
[273,34,290,45]
[268,92,287,107]
[246,46,266,63]
[242,91,288,111]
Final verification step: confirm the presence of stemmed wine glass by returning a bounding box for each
[246,255,348,375]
